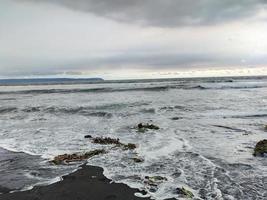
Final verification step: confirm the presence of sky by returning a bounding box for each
[1,0,267,79]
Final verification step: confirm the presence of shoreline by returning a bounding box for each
[0,164,157,200]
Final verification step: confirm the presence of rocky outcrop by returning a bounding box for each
[176,187,194,198]
[89,136,137,150]
[143,176,168,193]
[137,123,160,132]
[120,143,137,150]
[132,157,144,163]
[92,137,120,145]
[253,140,267,157]
[51,149,106,165]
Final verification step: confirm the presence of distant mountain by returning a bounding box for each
[0,78,104,86]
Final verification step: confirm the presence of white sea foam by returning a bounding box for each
[0,77,267,199]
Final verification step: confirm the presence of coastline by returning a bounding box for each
[1,164,154,200]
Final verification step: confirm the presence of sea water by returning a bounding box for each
[0,77,266,199]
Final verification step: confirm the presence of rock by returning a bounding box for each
[176,187,194,198]
[171,117,182,121]
[144,176,167,185]
[253,139,267,157]
[84,135,92,139]
[137,123,160,132]
[132,157,144,163]
[51,149,106,165]
[92,137,120,145]
[121,143,137,150]
[89,136,137,151]
[146,176,167,182]
[148,187,157,193]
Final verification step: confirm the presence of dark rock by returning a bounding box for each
[89,136,137,151]
[137,123,159,132]
[51,149,106,165]
[84,135,92,139]
[253,139,267,157]
[146,176,167,182]
[132,157,144,163]
[121,143,137,150]
[172,170,182,177]
[148,187,157,193]
[144,176,167,186]
[176,187,194,198]
[92,137,120,145]
[171,117,182,121]
[138,190,147,195]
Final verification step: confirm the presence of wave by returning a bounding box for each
[212,125,250,133]
[0,107,17,114]
[0,83,266,96]
[139,108,156,114]
[0,105,113,117]
[230,114,267,119]
[2,102,150,116]
[0,86,173,95]
[186,84,267,90]
[0,98,16,101]
[160,105,192,112]
[37,106,113,117]
[186,85,207,90]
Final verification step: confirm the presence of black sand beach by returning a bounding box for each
[1,164,151,200]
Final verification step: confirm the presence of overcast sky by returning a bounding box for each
[1,0,267,79]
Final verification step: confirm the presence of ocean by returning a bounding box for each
[0,76,266,200]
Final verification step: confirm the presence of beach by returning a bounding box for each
[1,162,152,200]
[0,77,267,199]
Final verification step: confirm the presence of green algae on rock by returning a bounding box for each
[253,139,267,157]
[176,187,194,198]
[144,175,167,186]
[51,149,106,165]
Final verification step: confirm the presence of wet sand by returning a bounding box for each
[1,164,152,200]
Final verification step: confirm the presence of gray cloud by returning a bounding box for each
[0,49,264,77]
[83,53,216,68]
[0,52,239,77]
[23,0,267,27]
[2,0,267,78]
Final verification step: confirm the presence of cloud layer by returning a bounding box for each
[1,0,266,78]
[26,0,267,27]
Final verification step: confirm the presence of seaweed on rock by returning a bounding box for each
[120,143,137,150]
[253,139,267,157]
[89,136,137,150]
[51,149,106,165]
[176,187,194,198]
